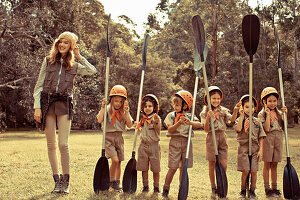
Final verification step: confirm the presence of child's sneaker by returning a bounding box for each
[154,186,160,193]
[248,190,256,199]
[110,181,121,191]
[142,186,149,193]
[272,189,281,196]
[265,188,274,197]
[162,189,169,198]
[239,189,246,198]
[211,188,217,196]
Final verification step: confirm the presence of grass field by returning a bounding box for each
[1,128,300,200]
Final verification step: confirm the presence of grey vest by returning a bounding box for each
[43,58,78,96]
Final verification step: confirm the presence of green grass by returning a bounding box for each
[1,128,300,200]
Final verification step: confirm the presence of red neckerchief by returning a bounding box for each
[111,110,120,126]
[212,109,220,122]
[270,109,278,125]
[244,117,250,133]
[174,113,185,124]
[136,116,151,129]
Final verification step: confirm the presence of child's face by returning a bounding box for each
[173,98,183,113]
[58,38,71,55]
[143,101,154,116]
[210,93,221,108]
[265,95,278,110]
[243,102,255,115]
[112,96,124,110]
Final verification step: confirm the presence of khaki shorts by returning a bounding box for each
[105,131,124,161]
[136,141,161,173]
[168,136,193,169]
[206,131,228,161]
[263,130,283,162]
[237,143,259,172]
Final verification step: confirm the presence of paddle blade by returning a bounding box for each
[142,34,150,70]
[122,158,137,193]
[283,161,300,199]
[93,156,110,193]
[194,44,208,71]
[215,157,228,198]
[242,15,260,62]
[274,27,281,68]
[178,159,189,200]
[106,14,111,57]
[192,15,206,61]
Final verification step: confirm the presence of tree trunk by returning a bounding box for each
[293,0,298,89]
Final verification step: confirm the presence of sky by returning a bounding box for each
[99,0,273,37]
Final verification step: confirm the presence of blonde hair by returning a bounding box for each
[49,32,78,70]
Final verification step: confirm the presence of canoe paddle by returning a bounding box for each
[122,34,150,193]
[274,27,300,200]
[93,14,111,193]
[177,15,206,200]
[242,14,260,193]
[192,15,228,198]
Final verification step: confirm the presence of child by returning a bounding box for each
[96,85,133,190]
[258,87,287,197]
[136,94,161,193]
[200,86,239,196]
[235,95,266,199]
[162,90,201,198]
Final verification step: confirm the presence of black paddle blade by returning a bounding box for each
[142,34,150,70]
[242,15,260,62]
[93,156,110,193]
[274,27,281,68]
[192,15,206,62]
[122,158,137,193]
[283,159,300,199]
[106,14,111,57]
[215,157,228,198]
[178,159,189,200]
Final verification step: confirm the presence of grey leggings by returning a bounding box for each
[45,114,71,175]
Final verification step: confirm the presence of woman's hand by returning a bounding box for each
[34,108,42,123]
[73,45,82,61]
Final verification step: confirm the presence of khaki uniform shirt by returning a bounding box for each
[139,114,161,143]
[200,106,232,133]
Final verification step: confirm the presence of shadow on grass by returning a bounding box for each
[87,190,118,200]
[28,192,65,200]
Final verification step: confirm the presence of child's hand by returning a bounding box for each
[153,114,160,124]
[239,107,244,116]
[281,106,288,114]
[182,117,191,125]
[234,102,242,112]
[207,110,213,119]
[101,99,108,109]
[264,103,270,115]
[124,100,129,112]
[257,149,263,162]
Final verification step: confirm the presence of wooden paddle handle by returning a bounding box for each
[248,62,253,156]
[102,57,110,153]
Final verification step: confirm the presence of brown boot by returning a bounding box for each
[110,181,121,191]
[52,174,61,193]
[61,174,69,194]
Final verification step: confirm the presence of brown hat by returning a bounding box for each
[56,31,78,50]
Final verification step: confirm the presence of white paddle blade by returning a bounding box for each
[194,44,208,71]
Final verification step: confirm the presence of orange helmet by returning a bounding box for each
[141,94,159,113]
[204,86,223,105]
[240,95,258,112]
[174,90,193,110]
[261,87,279,104]
[109,85,127,99]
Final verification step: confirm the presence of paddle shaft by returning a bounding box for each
[132,70,145,152]
[201,62,218,155]
[185,71,199,158]
[102,57,110,153]
[248,62,253,156]
[278,68,290,157]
